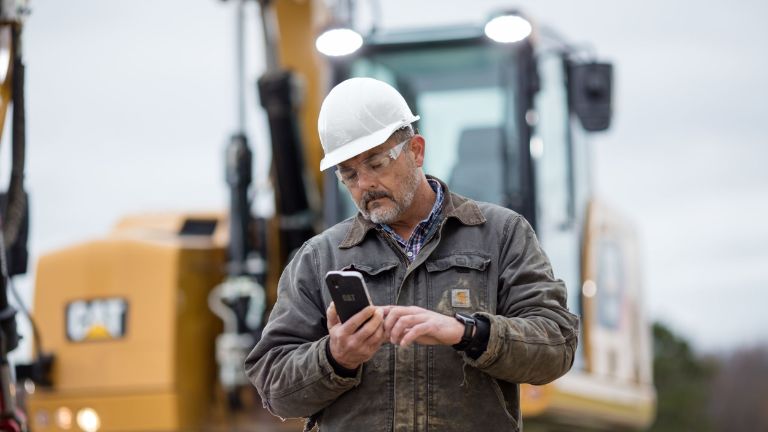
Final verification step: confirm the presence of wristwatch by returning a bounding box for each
[452,312,476,351]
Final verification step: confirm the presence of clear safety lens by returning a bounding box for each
[336,139,410,187]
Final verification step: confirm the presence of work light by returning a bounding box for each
[315,27,363,57]
[484,12,532,43]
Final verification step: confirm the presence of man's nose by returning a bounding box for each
[356,167,378,189]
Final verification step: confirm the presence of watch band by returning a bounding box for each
[452,312,476,351]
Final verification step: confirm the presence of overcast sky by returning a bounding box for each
[5,0,767,359]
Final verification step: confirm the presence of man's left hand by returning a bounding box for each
[383,306,465,347]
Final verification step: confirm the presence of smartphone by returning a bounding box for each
[325,270,373,323]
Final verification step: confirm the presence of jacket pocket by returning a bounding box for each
[427,351,520,431]
[490,378,521,431]
[342,261,399,306]
[425,252,490,315]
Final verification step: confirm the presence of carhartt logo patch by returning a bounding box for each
[451,289,471,308]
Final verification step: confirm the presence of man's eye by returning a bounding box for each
[342,171,358,181]
[368,158,388,171]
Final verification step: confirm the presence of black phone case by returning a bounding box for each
[325,272,371,323]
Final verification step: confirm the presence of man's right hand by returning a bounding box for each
[327,303,386,370]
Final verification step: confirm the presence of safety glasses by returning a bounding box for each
[335,139,410,187]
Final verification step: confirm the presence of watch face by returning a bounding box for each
[453,312,476,350]
[455,312,476,324]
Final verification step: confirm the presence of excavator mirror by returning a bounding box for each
[568,61,613,131]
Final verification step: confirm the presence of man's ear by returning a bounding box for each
[410,135,426,167]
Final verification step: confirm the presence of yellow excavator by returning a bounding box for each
[12,1,654,431]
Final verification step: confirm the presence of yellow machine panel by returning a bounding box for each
[28,214,227,431]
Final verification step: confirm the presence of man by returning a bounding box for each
[245,77,579,432]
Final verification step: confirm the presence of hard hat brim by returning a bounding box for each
[319,115,419,171]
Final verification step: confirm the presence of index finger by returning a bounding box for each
[384,306,425,332]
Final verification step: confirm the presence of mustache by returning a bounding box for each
[360,190,394,209]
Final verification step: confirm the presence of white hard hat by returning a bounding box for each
[318,77,420,171]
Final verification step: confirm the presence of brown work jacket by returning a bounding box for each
[245,177,579,432]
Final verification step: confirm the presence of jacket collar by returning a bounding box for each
[338,176,486,249]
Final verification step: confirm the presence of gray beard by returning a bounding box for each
[357,167,421,225]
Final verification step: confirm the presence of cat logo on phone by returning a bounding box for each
[66,298,128,342]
